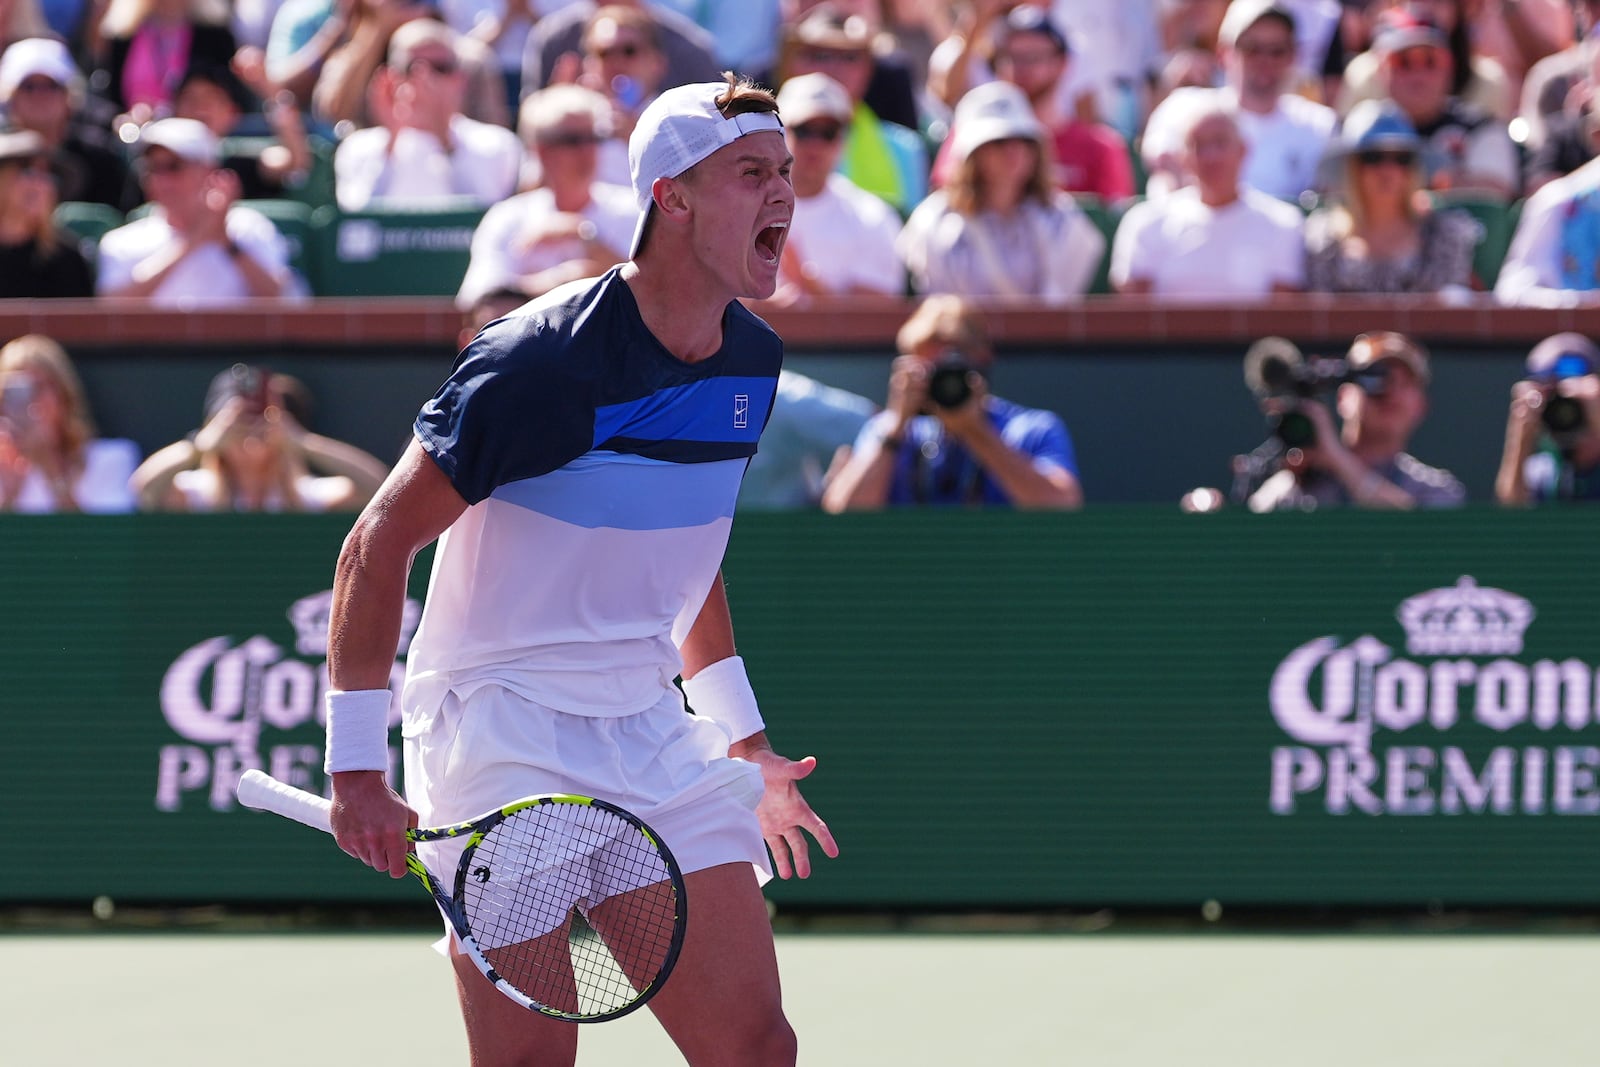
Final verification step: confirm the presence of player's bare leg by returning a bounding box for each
[451,931,579,1067]
[643,861,795,1066]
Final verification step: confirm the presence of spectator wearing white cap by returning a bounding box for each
[0,129,93,298]
[1141,0,1336,202]
[455,84,636,308]
[745,71,902,310]
[927,6,1134,203]
[332,16,523,211]
[0,37,134,210]
[897,80,1103,302]
[96,117,293,305]
[1112,101,1305,296]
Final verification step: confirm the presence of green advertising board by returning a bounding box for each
[4,510,1598,910]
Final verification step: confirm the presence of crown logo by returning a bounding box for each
[1396,577,1533,657]
[287,590,423,657]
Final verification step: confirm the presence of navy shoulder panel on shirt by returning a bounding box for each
[417,270,786,502]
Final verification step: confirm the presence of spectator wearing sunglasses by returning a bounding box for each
[745,71,902,310]
[1372,7,1518,201]
[1141,0,1336,203]
[456,84,635,307]
[1304,99,1479,293]
[1496,333,1600,504]
[97,118,293,305]
[0,37,134,212]
[333,17,523,210]
[927,6,1132,203]
[0,129,93,299]
[775,3,927,217]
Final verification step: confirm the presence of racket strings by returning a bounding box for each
[461,802,680,1018]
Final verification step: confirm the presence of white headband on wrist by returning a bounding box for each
[323,688,393,774]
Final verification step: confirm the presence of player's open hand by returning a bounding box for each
[734,743,840,880]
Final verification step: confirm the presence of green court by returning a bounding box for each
[6,925,1595,1065]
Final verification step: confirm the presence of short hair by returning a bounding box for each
[387,17,458,69]
[582,5,663,54]
[517,84,612,144]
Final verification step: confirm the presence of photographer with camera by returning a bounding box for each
[1244,331,1466,512]
[821,295,1082,511]
[1495,332,1600,504]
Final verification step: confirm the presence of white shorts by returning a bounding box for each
[403,682,770,948]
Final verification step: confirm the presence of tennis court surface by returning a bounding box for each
[5,921,1595,1065]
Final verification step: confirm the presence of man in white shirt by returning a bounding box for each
[749,72,903,309]
[333,18,523,211]
[1495,152,1600,308]
[1113,102,1305,297]
[1141,0,1336,203]
[97,118,293,307]
[456,84,638,308]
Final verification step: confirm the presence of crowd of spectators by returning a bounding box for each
[4,0,1599,307]
[5,0,1600,512]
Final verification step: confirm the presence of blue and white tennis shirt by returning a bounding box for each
[403,268,781,719]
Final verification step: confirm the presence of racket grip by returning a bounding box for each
[236,769,334,834]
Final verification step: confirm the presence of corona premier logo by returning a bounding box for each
[1268,577,1600,817]
[153,591,421,813]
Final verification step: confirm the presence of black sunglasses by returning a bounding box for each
[538,131,602,148]
[1355,149,1416,167]
[791,122,845,143]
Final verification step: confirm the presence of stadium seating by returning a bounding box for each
[1429,190,1516,289]
[52,201,124,268]
[1075,194,1136,295]
[309,199,486,298]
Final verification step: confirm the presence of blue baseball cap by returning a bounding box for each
[1340,99,1421,153]
[1526,333,1600,381]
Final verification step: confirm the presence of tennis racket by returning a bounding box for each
[235,769,687,1023]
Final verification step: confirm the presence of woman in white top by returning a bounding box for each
[898,80,1104,302]
[0,334,140,514]
[131,364,389,512]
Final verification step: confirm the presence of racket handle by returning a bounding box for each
[236,769,334,834]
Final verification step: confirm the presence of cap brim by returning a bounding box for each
[628,203,652,259]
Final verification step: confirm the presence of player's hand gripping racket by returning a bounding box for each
[236,769,687,1022]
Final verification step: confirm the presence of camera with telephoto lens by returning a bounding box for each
[927,352,976,409]
[1243,337,1390,448]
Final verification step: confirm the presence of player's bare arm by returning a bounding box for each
[326,439,468,876]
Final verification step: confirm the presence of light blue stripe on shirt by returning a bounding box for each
[490,452,744,530]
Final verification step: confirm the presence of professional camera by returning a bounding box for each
[927,352,976,409]
[1539,392,1587,447]
[1243,337,1389,448]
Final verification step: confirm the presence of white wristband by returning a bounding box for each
[323,689,393,774]
[681,656,765,743]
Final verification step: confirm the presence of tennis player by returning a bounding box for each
[320,73,838,1065]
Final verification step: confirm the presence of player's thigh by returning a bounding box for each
[644,862,794,1065]
[451,937,579,1067]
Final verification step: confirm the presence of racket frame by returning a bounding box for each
[235,770,688,1023]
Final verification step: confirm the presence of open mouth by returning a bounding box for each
[755,221,787,265]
